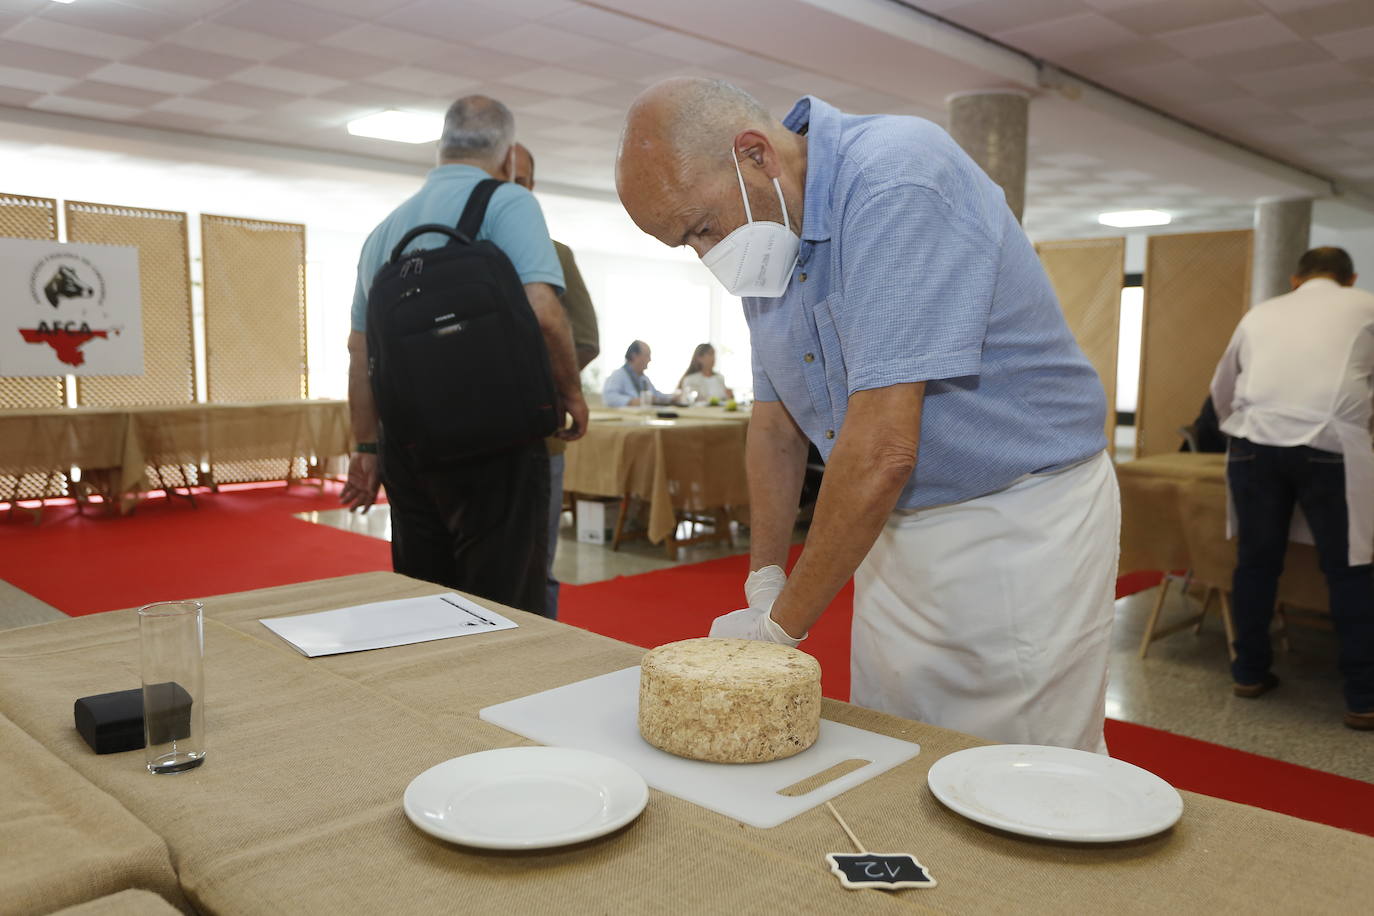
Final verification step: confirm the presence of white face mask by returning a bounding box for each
[701,148,800,298]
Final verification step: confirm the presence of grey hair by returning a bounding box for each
[662,79,773,163]
[439,95,514,163]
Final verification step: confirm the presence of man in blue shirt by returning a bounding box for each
[602,340,675,407]
[617,79,1118,751]
[341,95,587,616]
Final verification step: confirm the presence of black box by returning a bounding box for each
[74,683,192,754]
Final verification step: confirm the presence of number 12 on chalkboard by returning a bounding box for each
[823,801,936,891]
[826,852,937,890]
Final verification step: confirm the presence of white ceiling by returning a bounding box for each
[0,0,1370,241]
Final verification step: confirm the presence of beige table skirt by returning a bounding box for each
[1117,453,1328,611]
[564,414,749,543]
[0,572,1367,915]
[0,713,186,915]
[0,400,350,510]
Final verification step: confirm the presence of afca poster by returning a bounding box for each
[0,238,143,377]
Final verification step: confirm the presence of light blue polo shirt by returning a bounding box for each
[745,97,1106,509]
[351,164,563,332]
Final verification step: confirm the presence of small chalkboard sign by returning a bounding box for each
[826,852,937,890]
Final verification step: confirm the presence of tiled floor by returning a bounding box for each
[3,502,1367,783]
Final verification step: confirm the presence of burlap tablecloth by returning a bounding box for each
[565,414,749,543]
[0,401,350,511]
[1117,453,1327,611]
[0,571,1366,914]
[0,712,185,916]
[48,890,184,916]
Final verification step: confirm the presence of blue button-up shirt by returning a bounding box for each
[746,97,1106,509]
[603,364,671,407]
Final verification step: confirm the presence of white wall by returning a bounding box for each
[1310,221,1374,294]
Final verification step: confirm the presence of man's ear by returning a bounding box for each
[1347,273,1358,288]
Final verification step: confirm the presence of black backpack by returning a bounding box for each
[366,178,558,465]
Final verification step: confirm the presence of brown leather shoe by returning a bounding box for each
[1345,711,1374,731]
[1233,673,1280,698]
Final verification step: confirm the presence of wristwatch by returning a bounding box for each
[354,442,378,454]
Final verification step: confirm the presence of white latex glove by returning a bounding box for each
[708,607,805,647]
[744,565,787,614]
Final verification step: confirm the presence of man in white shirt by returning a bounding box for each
[602,340,675,407]
[1211,247,1374,731]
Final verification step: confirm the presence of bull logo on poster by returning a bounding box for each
[0,238,144,376]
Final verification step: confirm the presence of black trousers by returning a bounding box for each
[1227,438,1374,712]
[381,437,549,616]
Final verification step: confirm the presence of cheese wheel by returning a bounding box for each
[638,638,821,763]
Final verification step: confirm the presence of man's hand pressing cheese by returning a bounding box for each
[708,607,805,647]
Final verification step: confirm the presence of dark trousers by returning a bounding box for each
[1227,438,1374,711]
[381,438,549,616]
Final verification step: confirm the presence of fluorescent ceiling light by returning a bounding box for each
[1097,209,1172,228]
[50,0,77,4]
[347,110,440,144]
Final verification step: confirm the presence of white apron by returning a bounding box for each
[850,451,1120,754]
[1224,411,1374,567]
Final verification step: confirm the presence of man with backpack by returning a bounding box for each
[341,96,588,616]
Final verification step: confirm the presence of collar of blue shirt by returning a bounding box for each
[425,163,491,183]
[783,96,844,244]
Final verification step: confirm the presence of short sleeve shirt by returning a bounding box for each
[745,97,1107,509]
[351,164,563,332]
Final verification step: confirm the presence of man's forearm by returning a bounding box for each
[771,384,924,638]
[746,402,809,571]
[346,331,378,443]
[527,283,581,400]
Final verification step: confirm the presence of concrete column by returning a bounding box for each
[1251,197,1312,305]
[946,90,1030,222]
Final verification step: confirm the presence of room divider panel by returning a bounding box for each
[1137,229,1253,458]
[1036,236,1125,453]
[65,202,195,408]
[200,214,308,483]
[0,193,66,503]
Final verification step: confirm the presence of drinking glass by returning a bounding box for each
[139,600,206,774]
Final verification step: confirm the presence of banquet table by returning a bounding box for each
[0,571,1366,915]
[1116,452,1327,612]
[0,400,350,515]
[566,409,750,548]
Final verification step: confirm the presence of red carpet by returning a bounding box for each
[4,486,1370,836]
[0,483,391,615]
[1103,718,1374,836]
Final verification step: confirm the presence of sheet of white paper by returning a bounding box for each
[259,593,518,657]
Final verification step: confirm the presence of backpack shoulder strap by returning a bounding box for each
[456,178,504,240]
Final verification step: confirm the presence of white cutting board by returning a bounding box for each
[479,666,920,829]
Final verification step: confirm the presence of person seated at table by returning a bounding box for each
[679,343,735,403]
[603,340,675,407]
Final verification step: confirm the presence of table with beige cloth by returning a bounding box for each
[0,571,1367,915]
[565,411,749,545]
[0,713,186,916]
[1117,452,1327,612]
[0,400,350,514]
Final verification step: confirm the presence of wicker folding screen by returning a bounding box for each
[65,202,195,407]
[1,194,66,501]
[0,194,63,411]
[1035,237,1125,454]
[200,214,308,483]
[1137,230,1253,458]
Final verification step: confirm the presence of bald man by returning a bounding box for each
[617,79,1118,751]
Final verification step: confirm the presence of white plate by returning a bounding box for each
[403,747,649,850]
[927,745,1183,842]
